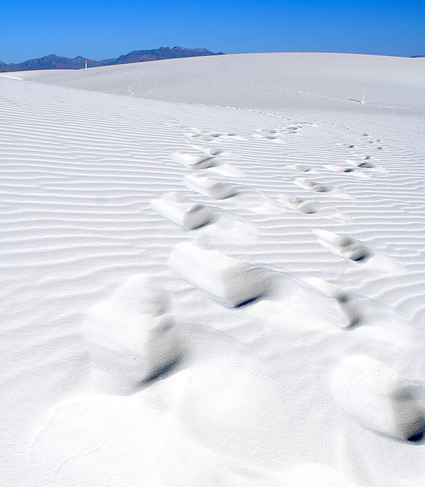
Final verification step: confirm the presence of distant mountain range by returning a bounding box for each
[0,46,224,73]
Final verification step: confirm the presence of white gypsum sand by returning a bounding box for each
[1,53,425,486]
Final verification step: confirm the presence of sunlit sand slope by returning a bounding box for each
[15,52,425,114]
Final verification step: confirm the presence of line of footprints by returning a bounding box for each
[79,119,424,484]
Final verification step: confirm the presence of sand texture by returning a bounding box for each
[1,53,425,486]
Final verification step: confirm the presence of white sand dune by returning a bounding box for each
[1,53,425,486]
[15,52,425,115]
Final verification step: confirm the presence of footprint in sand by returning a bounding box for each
[278,195,347,222]
[325,164,371,179]
[313,229,406,275]
[184,128,245,142]
[347,158,388,174]
[329,355,425,441]
[252,128,286,144]
[183,128,220,141]
[304,277,414,346]
[336,142,355,149]
[172,151,217,170]
[81,274,186,395]
[183,173,236,200]
[168,242,268,307]
[279,124,304,135]
[172,150,245,178]
[152,192,257,245]
[151,192,214,230]
[191,145,238,162]
[355,161,375,169]
[294,178,331,193]
[222,132,246,141]
[295,178,352,199]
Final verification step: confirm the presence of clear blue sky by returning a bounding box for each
[1,0,424,63]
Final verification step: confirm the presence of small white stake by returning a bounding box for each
[85,60,87,70]
[361,90,365,104]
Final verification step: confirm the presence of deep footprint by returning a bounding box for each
[183,173,236,200]
[81,274,185,395]
[151,192,214,229]
[313,229,406,275]
[168,242,268,307]
[172,151,217,169]
[314,229,371,262]
[278,195,347,222]
[304,277,414,345]
[295,178,330,193]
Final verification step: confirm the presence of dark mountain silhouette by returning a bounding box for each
[411,55,425,58]
[113,46,222,65]
[0,47,224,73]
[0,61,13,72]
[5,54,111,71]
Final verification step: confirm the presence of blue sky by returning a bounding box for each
[1,0,424,63]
